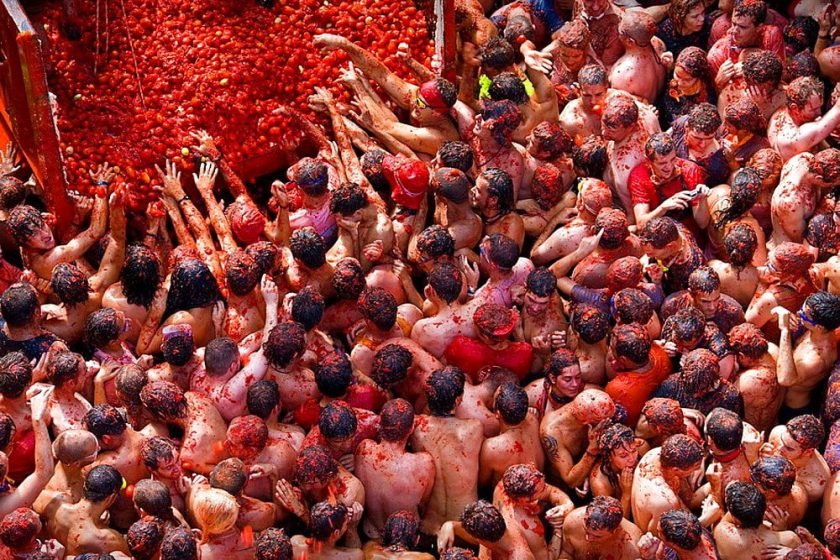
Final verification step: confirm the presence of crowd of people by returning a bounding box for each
[0,0,839,556]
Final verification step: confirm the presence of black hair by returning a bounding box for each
[310,501,349,541]
[51,263,89,306]
[0,176,26,210]
[84,308,121,349]
[639,217,679,248]
[437,142,474,172]
[382,511,420,550]
[725,481,766,528]
[461,500,506,542]
[319,401,358,441]
[502,463,544,498]
[247,379,280,418]
[0,352,31,399]
[290,227,327,269]
[662,308,705,345]
[750,456,796,495]
[292,286,325,331]
[295,158,329,196]
[572,135,608,177]
[371,344,413,388]
[426,367,466,415]
[380,398,415,442]
[161,329,194,367]
[482,168,515,213]
[733,0,767,24]
[706,407,743,451]
[210,457,248,495]
[0,413,14,450]
[659,510,702,550]
[256,528,293,560]
[612,288,653,325]
[0,508,40,549]
[133,479,172,518]
[126,517,164,560]
[358,287,398,331]
[164,258,219,317]
[687,267,720,294]
[489,72,528,104]
[7,205,46,246]
[224,250,260,297]
[805,291,840,330]
[83,465,123,502]
[584,495,623,531]
[572,304,610,344]
[205,337,239,376]
[121,244,161,309]
[433,168,471,204]
[787,414,825,449]
[84,405,127,439]
[526,268,555,297]
[714,167,761,230]
[0,283,38,327]
[263,322,306,369]
[429,262,463,303]
[661,434,703,469]
[612,323,651,365]
[360,150,390,193]
[332,258,366,300]
[644,133,675,160]
[47,351,83,388]
[295,445,338,485]
[329,183,368,216]
[140,437,177,471]
[578,64,608,86]
[140,381,188,421]
[484,233,519,270]
[724,223,758,267]
[160,527,198,560]
[314,352,354,398]
[480,37,516,69]
[417,225,456,260]
[495,382,528,425]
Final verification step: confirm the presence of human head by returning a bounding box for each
[83,465,123,504]
[742,50,783,94]
[583,496,623,541]
[314,352,353,398]
[380,398,415,442]
[0,283,39,328]
[480,233,518,272]
[159,325,193,368]
[84,405,127,450]
[723,223,758,267]
[255,528,292,560]
[572,135,608,177]
[748,148,782,190]
[209,458,248,496]
[489,72,528,105]
[436,141,474,172]
[133,479,172,518]
[51,263,89,306]
[571,389,616,425]
[461,500,506,542]
[680,348,721,397]
[769,242,816,279]
[204,336,239,377]
[612,288,653,326]
[601,95,639,142]
[140,381,187,422]
[685,103,722,155]
[165,258,219,315]
[291,286,325,331]
[475,100,521,145]
[785,76,824,123]
[599,423,638,470]
[319,401,358,452]
[501,463,545,503]
[618,10,656,50]
[523,268,555,316]
[751,456,796,496]
[502,14,534,44]
[225,415,269,460]
[801,291,840,331]
[7,205,54,249]
[728,323,768,364]
[371,344,412,389]
[668,0,705,34]
[416,225,456,266]
[50,430,98,469]
[687,266,721,315]
[263,321,306,369]
[360,149,389,193]
[247,379,280,419]
[474,168,515,214]
[0,352,31,399]
[428,261,463,304]
[724,98,767,138]
[639,217,680,259]
[659,510,702,551]
[224,250,260,297]
[126,517,164,560]
[672,47,710,93]
[661,434,704,473]
[160,527,198,560]
[571,304,610,344]
[84,308,124,350]
[530,164,568,210]
[246,241,281,277]
[662,308,705,352]
[329,182,368,219]
[332,258,366,301]
[705,407,743,452]
[47,350,85,390]
[808,147,840,187]
[291,157,329,197]
[527,121,574,160]
[725,481,766,528]
[642,398,686,437]
[605,257,643,294]
[290,227,327,269]
[426,366,466,415]
[578,64,609,113]
[480,37,515,72]
[544,349,584,399]
[730,0,766,47]
[382,511,420,551]
[0,176,26,211]
[826,520,840,555]
[610,323,651,368]
[784,50,820,82]
[310,501,349,542]
[358,287,398,332]
[413,78,457,122]
[140,437,180,478]
[0,508,41,551]
[785,415,825,455]
[295,445,338,489]
[495,382,528,426]
[193,488,239,537]
[577,179,613,217]
[474,303,518,344]
[432,168,470,205]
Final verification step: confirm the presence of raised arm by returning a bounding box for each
[90,190,127,293]
[774,308,798,388]
[192,161,239,254]
[314,34,415,109]
[776,95,840,156]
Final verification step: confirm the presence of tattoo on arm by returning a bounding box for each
[542,435,560,459]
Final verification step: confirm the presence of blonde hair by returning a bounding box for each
[193,489,239,536]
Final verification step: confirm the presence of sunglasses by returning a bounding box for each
[415,94,429,110]
[799,309,817,328]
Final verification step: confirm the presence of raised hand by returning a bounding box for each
[189,130,219,158]
[154,160,182,198]
[193,160,219,191]
[89,162,117,188]
[0,144,19,176]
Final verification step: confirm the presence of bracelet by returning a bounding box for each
[95,181,110,186]
[467,287,476,296]
[178,195,190,204]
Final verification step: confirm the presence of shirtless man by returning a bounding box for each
[224,415,297,501]
[526,349,586,420]
[349,287,422,376]
[761,415,830,504]
[361,511,434,560]
[43,349,93,434]
[474,234,534,307]
[767,77,840,161]
[540,389,616,488]
[430,169,483,253]
[811,255,840,295]
[410,262,476,358]
[291,501,364,560]
[139,380,228,474]
[493,464,573,560]
[471,170,526,250]
[140,437,188,512]
[437,500,535,560]
[750,456,808,529]
[101,243,162,345]
[409,367,484,534]
[638,510,719,560]
[354,399,435,539]
[702,408,752,521]
[708,225,760,308]
[560,495,642,560]
[49,465,129,556]
[33,429,99,516]
[770,149,840,245]
[515,268,568,372]
[609,11,667,104]
[776,293,840,412]
[285,227,336,299]
[713,482,801,560]
[463,101,525,200]
[603,96,652,217]
[479,384,544,488]
[727,324,782,431]
[632,434,706,532]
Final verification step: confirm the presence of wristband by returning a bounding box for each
[467,287,476,296]
[95,181,110,186]
[178,195,190,204]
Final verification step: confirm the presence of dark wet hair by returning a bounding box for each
[292,286,325,331]
[319,401,357,441]
[503,14,534,43]
[0,352,31,399]
[805,291,840,330]
[706,407,743,451]
[205,337,238,376]
[461,500,506,542]
[480,37,516,69]
[612,288,653,325]
[441,548,477,560]
[295,158,329,196]
[361,150,390,193]
[0,283,38,327]
[426,366,466,415]
[126,517,164,560]
[612,323,651,365]
[728,323,767,360]
[480,100,521,145]
[502,463,544,498]
[330,183,368,216]
[433,168,470,204]
[662,308,705,346]
[332,258,366,300]
[644,133,675,160]
[642,398,686,437]
[0,508,40,549]
[724,223,758,267]
[481,168,515,213]
[47,351,83,388]
[429,262,463,303]
[489,72,527,104]
[0,413,14,451]
[247,379,280,418]
[210,457,248,495]
[116,364,147,405]
[530,121,573,159]
[602,96,638,129]
[133,479,172,518]
[806,213,840,261]
[733,0,766,24]
[751,456,796,495]
[599,423,634,456]
[50,263,89,306]
[787,414,824,449]
[161,328,194,367]
[256,528,293,560]
[743,50,782,87]
[544,348,579,378]
[85,404,127,440]
[372,344,412,388]
[714,167,761,229]
[724,98,767,135]
[7,205,46,245]
[380,398,415,442]
[0,176,26,210]
[227,415,269,456]
[786,76,824,110]
[584,496,623,531]
[311,501,348,541]
[578,64,608,86]
[164,258,219,317]
[140,437,177,470]
[681,349,720,395]
[659,510,702,550]
[639,217,679,248]
[358,287,398,331]
[572,135,608,177]
[417,225,455,260]
[687,266,720,294]
[382,510,420,550]
[84,308,120,349]
[572,304,610,344]
[224,250,260,297]
[437,141,474,172]
[725,481,766,528]
[296,445,338,485]
[160,527,198,560]
[495,382,528,425]
[263,322,306,369]
[246,241,281,276]
[121,244,161,309]
[290,227,327,269]
[784,16,819,53]
[661,434,703,469]
[484,233,518,270]
[83,465,123,502]
[140,381,188,421]
[826,519,840,555]
[785,50,820,82]
[315,352,353,398]
[526,268,555,298]
[596,208,629,250]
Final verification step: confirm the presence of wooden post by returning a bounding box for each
[433,0,456,81]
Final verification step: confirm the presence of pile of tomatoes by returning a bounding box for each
[34,0,433,210]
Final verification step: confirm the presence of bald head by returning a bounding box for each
[572,389,616,424]
[53,430,99,465]
[619,11,656,47]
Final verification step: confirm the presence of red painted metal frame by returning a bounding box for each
[0,0,72,230]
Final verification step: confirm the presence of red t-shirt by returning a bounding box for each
[628,159,706,209]
[707,26,785,76]
[0,260,21,296]
[444,336,534,382]
[605,344,673,425]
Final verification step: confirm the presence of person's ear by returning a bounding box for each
[423,285,433,300]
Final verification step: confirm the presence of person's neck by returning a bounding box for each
[382,439,407,453]
[6,324,41,339]
[305,194,329,209]
[614,125,639,147]
[809,327,834,344]
[79,499,111,525]
[488,268,512,282]
[713,445,744,464]
[478,134,508,152]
